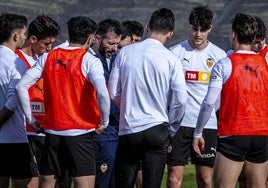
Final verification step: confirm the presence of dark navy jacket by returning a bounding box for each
[93,53,119,141]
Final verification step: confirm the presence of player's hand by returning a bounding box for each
[95,126,104,135]
[30,120,44,134]
[192,137,205,157]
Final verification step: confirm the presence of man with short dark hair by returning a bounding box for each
[167,6,226,188]
[109,8,187,188]
[122,20,144,43]
[0,13,39,188]
[254,16,268,62]
[93,18,122,188]
[16,14,60,169]
[16,16,110,188]
[193,12,268,188]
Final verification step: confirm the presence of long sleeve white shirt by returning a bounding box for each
[0,45,28,143]
[108,38,187,136]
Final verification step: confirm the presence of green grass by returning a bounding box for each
[161,164,239,188]
[161,164,196,188]
[8,164,239,187]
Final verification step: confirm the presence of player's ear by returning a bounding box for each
[95,34,101,43]
[29,35,38,44]
[12,32,20,42]
[208,25,212,33]
[231,31,236,41]
[167,31,173,40]
[88,34,94,45]
[146,25,150,33]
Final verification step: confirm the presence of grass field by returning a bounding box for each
[161,164,239,188]
[70,165,197,188]
[9,164,239,188]
[161,164,197,188]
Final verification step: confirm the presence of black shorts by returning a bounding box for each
[138,160,142,170]
[0,143,39,179]
[217,136,268,163]
[115,123,169,187]
[167,126,217,168]
[28,135,45,170]
[40,132,96,177]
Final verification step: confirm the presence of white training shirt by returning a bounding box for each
[0,45,28,143]
[170,40,227,130]
[108,38,187,136]
[17,49,45,136]
[16,46,110,136]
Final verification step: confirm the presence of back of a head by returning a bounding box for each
[97,18,123,37]
[232,13,258,45]
[28,15,60,40]
[189,5,213,30]
[122,20,144,37]
[67,16,98,44]
[148,8,175,34]
[0,13,27,43]
[255,16,266,40]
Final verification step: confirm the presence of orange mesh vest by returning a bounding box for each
[42,48,101,130]
[259,45,268,58]
[16,49,45,132]
[218,53,268,136]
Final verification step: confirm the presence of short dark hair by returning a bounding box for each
[28,15,60,40]
[96,18,123,37]
[0,13,27,43]
[148,8,175,34]
[121,22,133,41]
[67,16,98,44]
[255,16,266,40]
[232,13,258,45]
[122,20,144,37]
[189,6,213,31]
